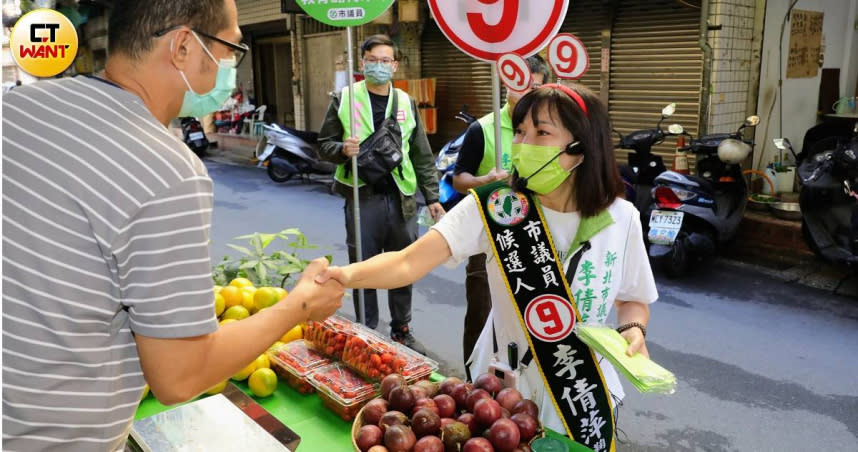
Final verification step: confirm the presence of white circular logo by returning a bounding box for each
[497,53,532,93]
[524,294,575,342]
[548,33,589,80]
[427,0,569,62]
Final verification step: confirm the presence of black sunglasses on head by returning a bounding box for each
[154,26,248,67]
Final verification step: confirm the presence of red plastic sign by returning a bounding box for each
[497,53,532,93]
[548,33,589,80]
[428,0,569,62]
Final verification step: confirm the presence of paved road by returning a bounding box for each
[206,161,858,451]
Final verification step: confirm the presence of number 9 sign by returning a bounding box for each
[524,294,576,342]
[548,33,589,80]
[497,53,532,93]
[428,0,569,62]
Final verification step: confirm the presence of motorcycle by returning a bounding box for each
[435,106,477,211]
[255,123,335,183]
[777,123,858,267]
[180,117,209,158]
[646,115,761,277]
[614,103,685,216]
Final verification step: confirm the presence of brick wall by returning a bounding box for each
[707,0,759,133]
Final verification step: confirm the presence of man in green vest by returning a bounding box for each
[451,55,552,372]
[318,35,443,350]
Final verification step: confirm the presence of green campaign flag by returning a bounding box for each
[295,0,394,27]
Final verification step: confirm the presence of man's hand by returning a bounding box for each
[315,265,350,287]
[427,202,445,222]
[285,258,344,322]
[486,167,509,182]
[342,137,360,158]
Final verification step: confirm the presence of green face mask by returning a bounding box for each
[511,142,582,194]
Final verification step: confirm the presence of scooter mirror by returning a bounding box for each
[745,115,760,126]
[667,124,684,135]
[661,103,677,118]
[772,138,788,150]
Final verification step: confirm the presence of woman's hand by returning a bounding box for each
[315,265,350,287]
[619,327,648,358]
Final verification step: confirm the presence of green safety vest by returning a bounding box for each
[476,104,514,177]
[334,81,418,195]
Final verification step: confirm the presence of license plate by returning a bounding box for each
[189,131,204,141]
[648,210,684,245]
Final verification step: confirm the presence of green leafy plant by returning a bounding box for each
[211,228,330,288]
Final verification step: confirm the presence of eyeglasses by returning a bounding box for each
[154,26,249,67]
[363,57,395,65]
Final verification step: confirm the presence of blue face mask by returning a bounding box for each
[363,62,394,85]
[176,31,237,118]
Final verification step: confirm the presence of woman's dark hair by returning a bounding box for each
[108,0,230,59]
[511,83,624,217]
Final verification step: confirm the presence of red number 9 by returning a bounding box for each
[537,301,563,335]
[555,40,578,72]
[501,60,525,86]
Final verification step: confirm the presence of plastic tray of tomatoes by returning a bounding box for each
[394,342,439,383]
[303,315,357,360]
[341,326,408,382]
[309,363,378,422]
[267,340,331,394]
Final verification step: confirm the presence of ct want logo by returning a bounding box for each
[524,294,575,342]
[487,187,529,226]
[10,9,78,77]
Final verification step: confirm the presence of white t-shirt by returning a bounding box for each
[432,194,658,433]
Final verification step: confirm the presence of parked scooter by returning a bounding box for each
[255,123,335,183]
[777,123,858,267]
[614,103,685,216]
[646,115,760,277]
[180,117,209,158]
[435,106,477,211]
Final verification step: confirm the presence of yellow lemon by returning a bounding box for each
[214,293,225,317]
[241,287,257,312]
[140,384,149,400]
[254,287,281,311]
[248,368,278,397]
[222,305,250,321]
[274,287,288,301]
[214,285,223,294]
[253,354,270,370]
[280,324,303,343]
[231,361,257,381]
[230,277,254,289]
[205,380,229,395]
[219,318,238,326]
[219,285,243,309]
[267,340,285,351]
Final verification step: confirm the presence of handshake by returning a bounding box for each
[293,258,351,322]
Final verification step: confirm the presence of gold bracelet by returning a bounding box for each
[616,322,646,338]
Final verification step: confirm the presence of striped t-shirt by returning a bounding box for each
[2,76,219,451]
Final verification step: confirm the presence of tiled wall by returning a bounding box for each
[707,0,760,133]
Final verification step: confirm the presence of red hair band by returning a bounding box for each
[539,83,588,116]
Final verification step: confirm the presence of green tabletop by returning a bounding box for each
[134,372,591,451]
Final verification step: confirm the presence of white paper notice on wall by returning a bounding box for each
[787,9,824,79]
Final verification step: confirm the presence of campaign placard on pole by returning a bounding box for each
[427,0,569,61]
[548,33,589,80]
[295,0,394,27]
[497,53,532,93]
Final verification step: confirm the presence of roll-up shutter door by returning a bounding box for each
[422,20,494,150]
[559,0,611,96]
[609,0,703,167]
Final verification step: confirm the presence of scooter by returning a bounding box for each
[255,123,335,183]
[180,117,209,158]
[778,123,858,268]
[435,106,477,211]
[614,103,685,217]
[646,115,760,277]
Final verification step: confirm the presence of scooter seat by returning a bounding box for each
[654,171,715,193]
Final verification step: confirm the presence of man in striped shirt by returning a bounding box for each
[2,1,344,450]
